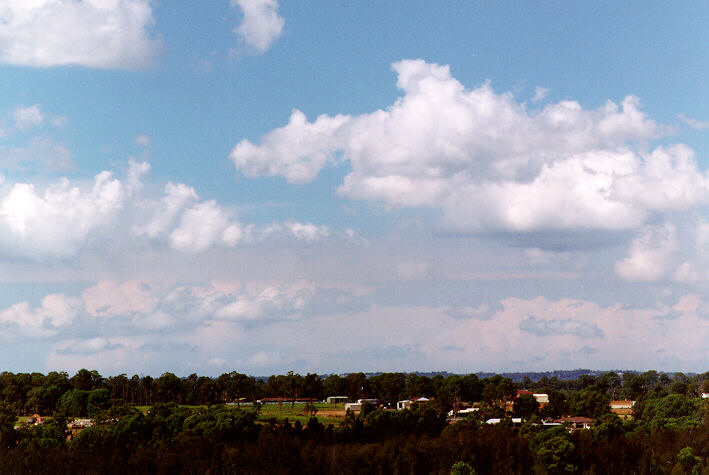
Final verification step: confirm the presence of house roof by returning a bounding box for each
[609,400,635,407]
[533,393,549,403]
[486,417,522,424]
[554,416,592,424]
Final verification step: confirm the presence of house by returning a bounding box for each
[258,397,317,405]
[702,393,709,399]
[326,396,348,404]
[609,400,635,420]
[533,393,549,408]
[67,418,94,440]
[486,417,522,425]
[553,416,592,432]
[507,390,548,411]
[226,398,253,406]
[358,398,379,405]
[447,407,479,418]
[397,400,411,410]
[68,418,94,429]
[396,397,430,410]
[27,414,43,425]
[345,398,379,412]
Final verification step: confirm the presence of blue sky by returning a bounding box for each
[1,1,709,376]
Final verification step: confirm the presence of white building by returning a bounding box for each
[326,396,348,404]
[396,397,430,410]
[533,393,549,405]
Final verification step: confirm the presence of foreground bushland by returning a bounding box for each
[1,400,709,473]
[0,368,709,472]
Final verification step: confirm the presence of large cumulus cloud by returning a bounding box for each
[231,59,709,236]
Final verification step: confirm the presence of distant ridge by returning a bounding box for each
[298,369,694,383]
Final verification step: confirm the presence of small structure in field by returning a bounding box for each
[326,396,348,404]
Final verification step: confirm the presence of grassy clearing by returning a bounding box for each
[132,402,349,426]
[255,402,347,426]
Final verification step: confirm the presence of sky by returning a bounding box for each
[1,1,709,376]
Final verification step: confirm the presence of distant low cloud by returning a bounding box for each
[395,260,429,280]
[0,0,163,69]
[615,224,676,282]
[519,315,603,338]
[0,294,81,338]
[261,221,331,242]
[35,291,709,374]
[83,281,159,317]
[231,0,284,54]
[613,218,709,288]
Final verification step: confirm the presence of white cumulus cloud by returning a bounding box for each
[231,110,349,183]
[231,60,709,239]
[169,200,245,253]
[678,114,709,130]
[0,158,338,260]
[0,0,163,69]
[531,86,549,103]
[12,104,43,130]
[231,0,284,54]
[0,171,125,258]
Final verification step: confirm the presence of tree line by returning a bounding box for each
[2,368,708,418]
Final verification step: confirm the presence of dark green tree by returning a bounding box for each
[513,394,539,419]
[0,400,16,449]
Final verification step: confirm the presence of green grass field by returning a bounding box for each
[255,402,346,426]
[133,402,348,426]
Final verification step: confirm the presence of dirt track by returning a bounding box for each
[317,409,352,418]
